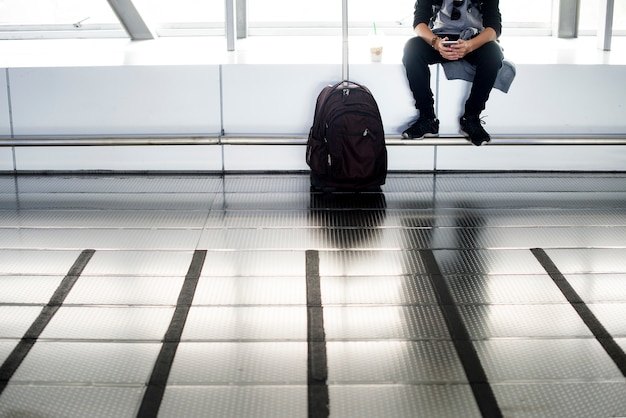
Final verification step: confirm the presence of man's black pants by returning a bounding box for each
[402,36,504,119]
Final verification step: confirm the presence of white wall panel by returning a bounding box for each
[387,145,435,171]
[223,145,307,171]
[2,61,624,173]
[9,66,221,136]
[0,69,11,137]
[349,64,417,137]
[0,148,14,171]
[14,145,222,172]
[0,69,14,171]
[221,64,339,135]
[480,65,626,135]
[220,63,426,138]
[436,64,626,136]
[435,145,626,171]
[433,76,471,136]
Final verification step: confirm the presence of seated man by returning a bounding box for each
[402,0,504,146]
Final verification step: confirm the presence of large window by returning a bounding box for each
[248,0,403,26]
[0,0,623,39]
[133,0,223,35]
[0,0,118,26]
[247,0,554,32]
[499,0,552,31]
[580,0,626,33]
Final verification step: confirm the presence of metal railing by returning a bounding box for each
[2,134,626,147]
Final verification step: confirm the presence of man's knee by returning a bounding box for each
[470,41,504,70]
[403,36,430,64]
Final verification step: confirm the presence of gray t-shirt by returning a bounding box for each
[432,0,484,36]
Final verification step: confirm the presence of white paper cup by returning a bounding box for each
[369,32,384,62]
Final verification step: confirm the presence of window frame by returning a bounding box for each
[0,0,622,41]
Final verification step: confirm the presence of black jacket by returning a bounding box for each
[412,0,502,38]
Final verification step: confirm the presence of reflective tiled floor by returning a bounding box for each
[1,172,626,418]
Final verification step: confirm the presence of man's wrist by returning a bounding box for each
[431,36,439,49]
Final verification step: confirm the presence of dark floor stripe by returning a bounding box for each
[306,250,329,418]
[137,249,207,418]
[531,248,626,377]
[420,249,503,418]
[0,249,95,395]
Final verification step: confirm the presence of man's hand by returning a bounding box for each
[437,37,466,60]
[451,39,474,58]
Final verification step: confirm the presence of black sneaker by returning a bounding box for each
[460,115,491,146]
[402,116,439,140]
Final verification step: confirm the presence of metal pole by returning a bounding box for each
[236,0,248,39]
[597,0,615,51]
[342,0,349,81]
[554,0,580,38]
[225,0,236,51]
[106,0,155,40]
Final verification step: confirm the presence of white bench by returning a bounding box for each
[1,36,625,172]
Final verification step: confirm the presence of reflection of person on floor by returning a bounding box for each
[402,0,504,146]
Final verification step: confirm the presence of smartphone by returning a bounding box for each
[441,40,459,46]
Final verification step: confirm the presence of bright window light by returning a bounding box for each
[0,0,118,25]
[0,0,623,38]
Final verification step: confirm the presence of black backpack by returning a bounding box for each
[306,81,387,191]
